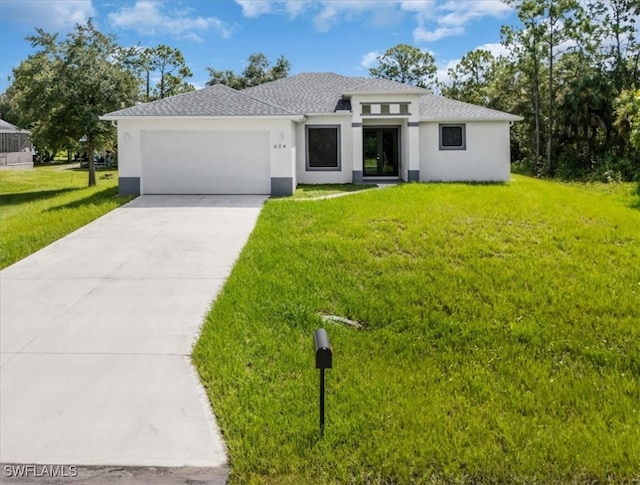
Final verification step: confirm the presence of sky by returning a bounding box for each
[0,0,520,93]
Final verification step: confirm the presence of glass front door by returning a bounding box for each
[363,128,399,177]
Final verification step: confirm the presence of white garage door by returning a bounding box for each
[141,131,270,194]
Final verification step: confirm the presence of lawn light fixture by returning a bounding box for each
[314,328,332,437]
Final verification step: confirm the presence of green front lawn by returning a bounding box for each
[293,184,376,199]
[194,176,640,484]
[0,166,132,269]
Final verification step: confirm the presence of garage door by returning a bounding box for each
[141,131,270,194]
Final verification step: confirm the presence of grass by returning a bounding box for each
[193,175,640,484]
[293,183,376,199]
[0,166,132,269]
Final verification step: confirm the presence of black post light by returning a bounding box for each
[313,328,332,437]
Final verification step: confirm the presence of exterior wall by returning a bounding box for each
[116,118,297,196]
[0,151,34,168]
[351,93,421,182]
[296,114,352,184]
[419,121,512,182]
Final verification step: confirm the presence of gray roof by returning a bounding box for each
[103,73,521,122]
[0,118,30,133]
[243,72,427,113]
[419,95,522,122]
[103,84,297,118]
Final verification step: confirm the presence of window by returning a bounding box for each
[380,104,390,115]
[399,104,409,114]
[361,104,371,115]
[439,124,466,150]
[306,125,341,170]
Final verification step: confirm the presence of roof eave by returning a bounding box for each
[100,114,306,122]
[419,116,523,123]
[343,89,426,96]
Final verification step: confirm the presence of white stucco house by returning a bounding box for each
[101,73,522,197]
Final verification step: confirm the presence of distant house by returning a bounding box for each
[102,73,522,197]
[0,119,33,169]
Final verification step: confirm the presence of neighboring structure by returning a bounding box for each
[102,73,522,197]
[0,118,33,169]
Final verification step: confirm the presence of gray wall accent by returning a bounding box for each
[408,122,420,127]
[119,177,140,196]
[271,177,294,196]
[352,170,363,184]
[408,170,420,182]
[351,122,363,128]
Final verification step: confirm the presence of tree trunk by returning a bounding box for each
[533,47,541,160]
[547,0,554,176]
[146,69,150,102]
[87,136,96,187]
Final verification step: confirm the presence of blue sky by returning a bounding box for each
[0,0,519,93]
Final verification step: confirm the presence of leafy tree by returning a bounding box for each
[586,0,640,93]
[503,0,584,175]
[615,88,640,151]
[139,45,194,101]
[206,53,291,89]
[369,44,437,89]
[6,20,138,186]
[442,49,497,106]
[502,5,545,167]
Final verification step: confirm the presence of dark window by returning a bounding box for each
[361,104,371,115]
[306,126,340,170]
[399,104,409,114]
[380,104,390,114]
[439,124,466,150]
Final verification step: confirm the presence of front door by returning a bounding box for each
[363,128,399,177]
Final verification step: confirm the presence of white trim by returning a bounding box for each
[100,114,306,122]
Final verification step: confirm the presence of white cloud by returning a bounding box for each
[235,0,273,17]
[475,42,511,59]
[284,0,312,18]
[235,1,403,30]
[360,50,381,69]
[234,0,513,42]
[235,0,312,19]
[0,0,97,31]
[405,0,514,43]
[413,25,463,42]
[313,1,388,32]
[436,58,460,85]
[109,1,232,39]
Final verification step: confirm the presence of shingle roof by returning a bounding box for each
[103,73,522,122]
[419,94,522,122]
[242,72,427,113]
[102,84,297,118]
[0,118,29,133]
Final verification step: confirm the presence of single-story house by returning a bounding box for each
[101,73,522,197]
[0,118,33,169]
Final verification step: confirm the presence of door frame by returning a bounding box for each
[362,126,401,177]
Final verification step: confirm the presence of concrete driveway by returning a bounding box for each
[0,195,266,478]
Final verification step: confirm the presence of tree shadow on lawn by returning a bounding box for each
[45,186,124,212]
[0,188,80,206]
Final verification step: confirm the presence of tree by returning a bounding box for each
[615,88,640,152]
[587,0,640,94]
[502,5,545,167]
[369,44,437,89]
[441,49,497,106]
[206,53,291,89]
[6,20,138,186]
[502,0,584,175]
[140,45,194,101]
